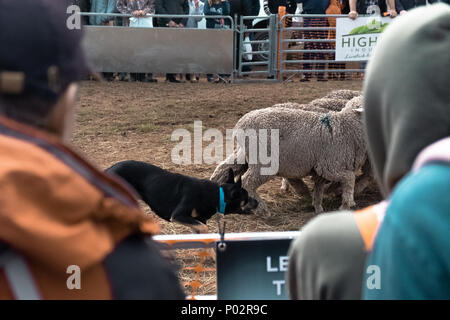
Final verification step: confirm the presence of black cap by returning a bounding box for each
[0,0,88,102]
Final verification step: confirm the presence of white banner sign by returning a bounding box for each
[335,17,391,61]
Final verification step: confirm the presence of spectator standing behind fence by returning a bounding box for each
[348,0,397,19]
[70,0,91,25]
[90,0,118,81]
[204,0,230,29]
[264,0,297,31]
[228,0,253,34]
[155,0,189,83]
[326,0,347,80]
[250,0,261,15]
[263,0,297,14]
[0,0,185,300]
[204,0,231,83]
[90,0,117,25]
[394,0,450,15]
[395,0,417,13]
[348,0,397,72]
[228,0,254,75]
[116,0,157,82]
[296,0,331,82]
[187,0,205,27]
[184,0,205,83]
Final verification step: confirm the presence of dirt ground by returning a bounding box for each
[73,79,382,296]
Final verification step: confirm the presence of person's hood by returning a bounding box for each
[363,4,450,197]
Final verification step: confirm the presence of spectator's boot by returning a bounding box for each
[144,73,157,83]
[166,74,180,83]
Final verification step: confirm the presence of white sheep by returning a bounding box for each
[211,97,367,214]
[273,98,351,193]
[276,96,372,196]
[323,89,362,100]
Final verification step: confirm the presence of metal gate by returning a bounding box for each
[235,14,279,82]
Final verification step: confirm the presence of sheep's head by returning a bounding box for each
[342,96,364,113]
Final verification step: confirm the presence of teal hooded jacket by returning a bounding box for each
[361,4,450,299]
[90,0,117,26]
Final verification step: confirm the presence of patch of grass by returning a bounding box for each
[138,123,156,133]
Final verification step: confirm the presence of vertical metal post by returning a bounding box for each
[268,14,279,79]
[238,15,244,76]
[231,14,238,83]
[267,15,273,77]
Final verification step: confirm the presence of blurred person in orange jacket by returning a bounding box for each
[0,0,184,299]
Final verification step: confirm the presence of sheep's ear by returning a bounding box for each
[354,107,364,114]
[226,168,235,184]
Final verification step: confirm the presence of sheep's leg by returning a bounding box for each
[355,172,372,195]
[286,178,310,198]
[321,170,356,210]
[242,167,273,217]
[338,171,356,210]
[354,159,374,195]
[280,178,290,193]
[311,175,328,214]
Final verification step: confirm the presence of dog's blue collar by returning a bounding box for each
[218,187,226,214]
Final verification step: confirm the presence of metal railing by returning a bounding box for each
[79,12,373,82]
[79,12,235,29]
[278,14,367,81]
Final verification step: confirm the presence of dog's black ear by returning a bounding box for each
[226,168,235,184]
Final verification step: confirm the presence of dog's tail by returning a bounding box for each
[210,148,248,184]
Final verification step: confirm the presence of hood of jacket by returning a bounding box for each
[363,4,450,196]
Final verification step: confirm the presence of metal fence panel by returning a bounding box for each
[278,14,366,81]
[83,26,233,74]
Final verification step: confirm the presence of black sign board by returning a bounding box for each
[216,238,293,300]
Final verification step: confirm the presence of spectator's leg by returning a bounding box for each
[301,18,312,81]
[315,18,328,81]
[103,72,114,81]
[287,212,367,300]
[327,21,337,80]
[145,73,157,83]
[206,74,215,82]
[339,64,346,80]
[166,74,180,83]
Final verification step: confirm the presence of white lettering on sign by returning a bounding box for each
[272,280,285,296]
[266,256,289,272]
[335,17,391,61]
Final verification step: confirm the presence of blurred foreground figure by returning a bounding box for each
[288,4,450,300]
[0,0,184,299]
